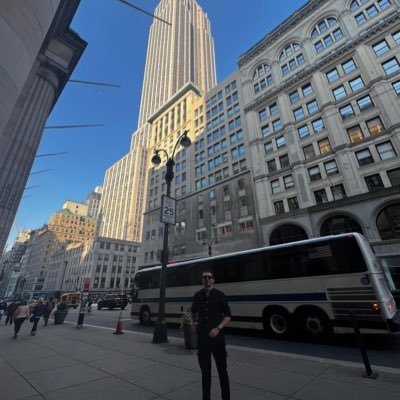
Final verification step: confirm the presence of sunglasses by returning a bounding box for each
[202,276,213,280]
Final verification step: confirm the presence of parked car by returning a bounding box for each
[97,294,128,310]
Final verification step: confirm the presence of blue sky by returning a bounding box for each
[7,0,307,247]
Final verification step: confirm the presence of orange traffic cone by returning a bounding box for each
[113,311,124,335]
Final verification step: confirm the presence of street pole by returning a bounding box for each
[151,130,191,344]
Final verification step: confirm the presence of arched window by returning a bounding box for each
[350,0,392,26]
[320,215,363,236]
[279,43,305,76]
[269,224,308,245]
[377,203,400,239]
[311,17,344,54]
[253,64,273,94]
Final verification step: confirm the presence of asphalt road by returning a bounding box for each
[63,305,400,370]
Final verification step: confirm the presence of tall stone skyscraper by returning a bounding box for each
[138,0,216,127]
[99,0,216,242]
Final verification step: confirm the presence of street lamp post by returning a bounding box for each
[151,129,191,344]
[203,236,218,257]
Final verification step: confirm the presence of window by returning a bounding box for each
[373,39,390,56]
[376,141,396,160]
[314,189,328,204]
[302,83,313,96]
[333,85,347,100]
[377,203,400,240]
[274,201,285,215]
[280,154,290,169]
[382,58,400,75]
[312,18,342,54]
[393,30,400,45]
[308,165,322,181]
[271,179,281,194]
[347,125,364,142]
[326,68,340,83]
[284,175,294,189]
[367,117,384,135]
[289,90,300,104]
[294,107,304,120]
[303,144,316,160]
[324,159,339,175]
[342,59,357,74]
[355,148,374,166]
[318,138,331,154]
[306,100,318,114]
[280,43,304,76]
[321,215,363,236]
[298,125,310,139]
[312,118,325,133]
[264,142,273,154]
[387,168,400,186]
[269,224,308,245]
[267,159,277,173]
[253,64,273,93]
[357,95,373,111]
[276,136,285,148]
[272,119,282,132]
[365,174,384,192]
[262,125,270,137]
[355,12,367,25]
[392,80,400,95]
[339,104,355,119]
[288,197,299,211]
[331,184,346,200]
[349,76,365,92]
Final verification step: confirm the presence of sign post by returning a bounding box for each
[160,195,176,225]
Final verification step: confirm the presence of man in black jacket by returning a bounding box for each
[30,299,45,335]
[191,271,231,400]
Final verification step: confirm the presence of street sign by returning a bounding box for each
[161,195,176,225]
[83,278,90,291]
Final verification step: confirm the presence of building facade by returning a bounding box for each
[43,237,140,298]
[86,186,103,218]
[0,0,86,254]
[48,209,96,243]
[237,0,400,261]
[99,0,217,244]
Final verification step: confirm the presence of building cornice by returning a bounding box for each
[147,82,202,124]
[238,0,328,68]
[244,10,400,113]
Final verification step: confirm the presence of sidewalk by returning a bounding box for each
[0,320,399,400]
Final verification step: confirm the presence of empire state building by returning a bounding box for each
[99,0,216,241]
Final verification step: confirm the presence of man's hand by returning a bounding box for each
[208,327,219,338]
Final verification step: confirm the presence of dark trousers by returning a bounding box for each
[14,318,26,335]
[43,313,50,326]
[5,314,13,325]
[197,335,230,400]
[31,317,40,333]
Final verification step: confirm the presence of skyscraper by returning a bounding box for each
[99,0,216,241]
[138,0,216,127]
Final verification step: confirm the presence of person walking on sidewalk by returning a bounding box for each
[191,271,231,400]
[5,300,18,325]
[43,298,55,326]
[12,301,29,339]
[0,300,7,321]
[30,299,45,335]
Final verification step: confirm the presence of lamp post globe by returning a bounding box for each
[151,130,191,344]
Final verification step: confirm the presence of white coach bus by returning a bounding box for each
[131,233,400,338]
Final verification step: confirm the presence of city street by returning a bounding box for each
[65,305,400,370]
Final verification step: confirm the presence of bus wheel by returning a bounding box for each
[296,308,332,339]
[263,307,292,338]
[139,306,152,325]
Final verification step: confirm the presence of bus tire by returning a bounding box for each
[295,307,332,339]
[139,306,152,325]
[263,307,292,338]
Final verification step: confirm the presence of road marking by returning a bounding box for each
[64,321,400,375]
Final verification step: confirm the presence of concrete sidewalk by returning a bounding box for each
[0,320,399,400]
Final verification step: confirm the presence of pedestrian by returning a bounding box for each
[12,300,29,339]
[30,298,45,335]
[43,297,55,326]
[191,271,231,400]
[0,300,7,321]
[5,300,18,325]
